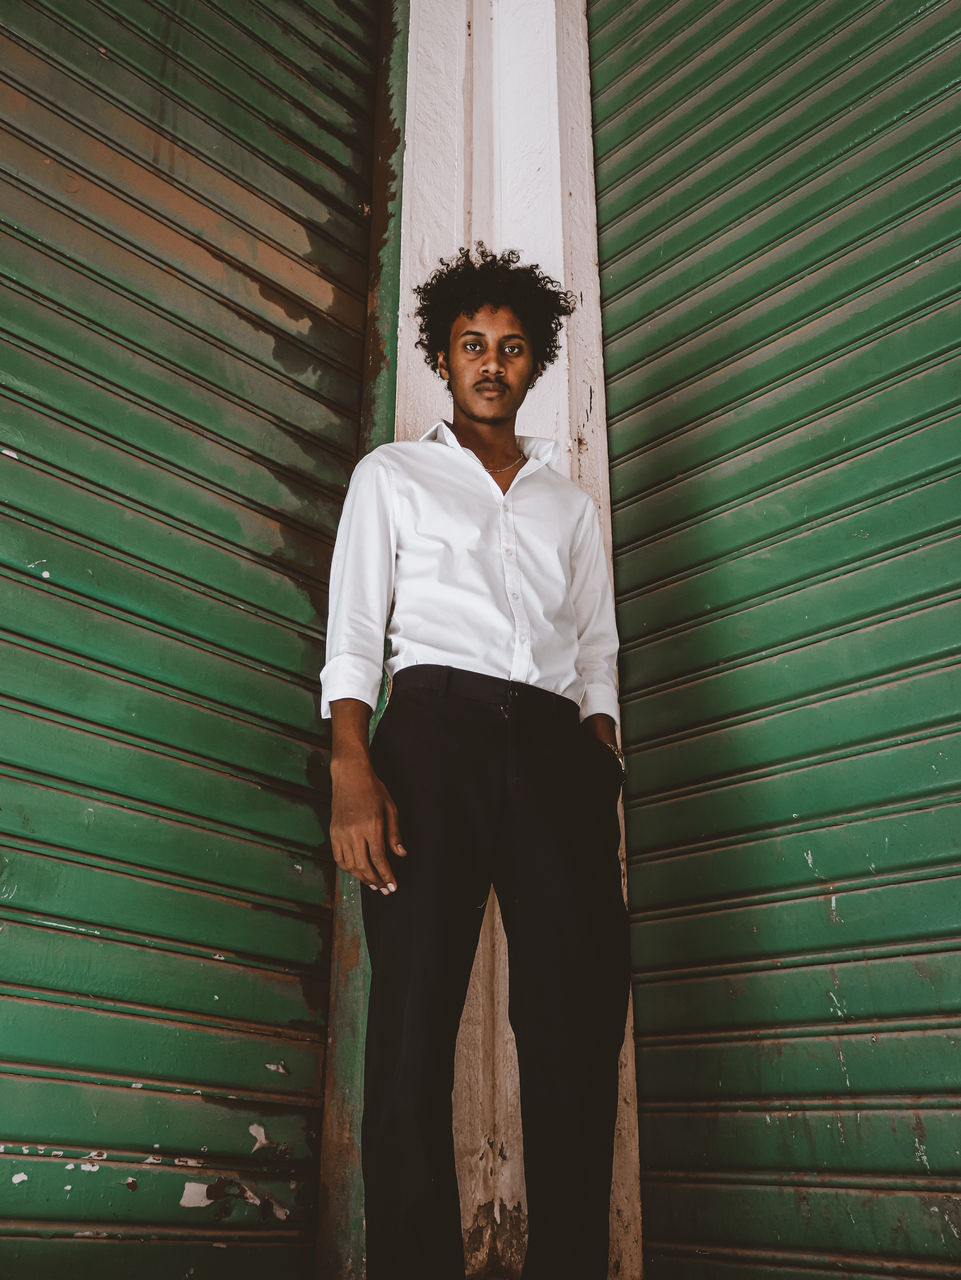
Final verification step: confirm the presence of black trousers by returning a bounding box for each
[362,666,630,1280]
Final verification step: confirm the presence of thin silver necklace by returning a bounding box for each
[484,453,525,475]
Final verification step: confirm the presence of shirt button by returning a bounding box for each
[505,548,514,557]
[511,592,519,600]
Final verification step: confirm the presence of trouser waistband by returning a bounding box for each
[390,664,579,722]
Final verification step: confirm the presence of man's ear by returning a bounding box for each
[437,351,450,382]
[530,363,544,389]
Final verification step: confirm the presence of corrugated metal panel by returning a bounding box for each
[0,0,381,1271]
[589,0,961,1275]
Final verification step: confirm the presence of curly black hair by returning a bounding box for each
[414,243,576,376]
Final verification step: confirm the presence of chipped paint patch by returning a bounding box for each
[179,1181,210,1209]
[249,1123,274,1153]
[11,1173,27,1185]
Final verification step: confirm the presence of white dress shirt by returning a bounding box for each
[320,422,620,722]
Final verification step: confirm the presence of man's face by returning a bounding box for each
[438,305,539,427]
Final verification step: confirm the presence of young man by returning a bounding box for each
[321,245,629,1280]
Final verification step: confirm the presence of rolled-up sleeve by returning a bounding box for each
[320,451,396,718]
[570,500,621,724]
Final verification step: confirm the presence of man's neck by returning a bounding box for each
[448,416,522,470]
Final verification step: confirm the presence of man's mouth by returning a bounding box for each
[475,380,505,395]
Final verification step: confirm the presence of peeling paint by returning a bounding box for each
[11,1173,27,1185]
[179,1181,210,1209]
[249,1123,275,1153]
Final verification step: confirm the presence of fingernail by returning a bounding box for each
[368,884,378,892]
[387,882,397,893]
[395,845,408,856]
[380,887,390,895]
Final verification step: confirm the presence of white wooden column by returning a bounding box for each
[395,2,640,1273]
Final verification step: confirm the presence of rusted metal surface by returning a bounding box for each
[0,0,383,1271]
[589,0,961,1274]
[316,4,409,1278]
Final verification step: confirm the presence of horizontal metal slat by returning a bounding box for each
[593,0,830,163]
[636,1025,961,1101]
[630,800,961,907]
[0,919,318,1030]
[637,1182,961,1261]
[0,706,321,847]
[617,470,961,645]
[630,662,961,799]
[631,872,961,971]
[0,995,322,1096]
[0,31,365,285]
[619,532,961,691]
[636,948,961,1037]
[611,353,959,538]
[0,174,363,391]
[607,241,960,434]
[30,0,370,203]
[602,103,960,357]
[140,0,375,149]
[1,232,361,427]
[0,101,366,337]
[0,337,352,505]
[1,517,324,675]
[639,1104,961,1176]
[0,1239,312,1279]
[215,0,375,97]
[615,409,961,598]
[596,3,960,254]
[0,1151,302,1228]
[2,395,340,569]
[1,636,317,785]
[0,580,316,732]
[0,770,324,899]
[0,847,324,967]
[624,597,961,746]
[2,17,368,260]
[4,462,327,630]
[625,729,961,853]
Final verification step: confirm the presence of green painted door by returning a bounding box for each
[0,1,381,1273]
[589,0,961,1275]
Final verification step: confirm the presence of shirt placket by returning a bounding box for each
[500,500,532,682]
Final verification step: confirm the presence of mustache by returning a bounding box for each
[474,378,505,390]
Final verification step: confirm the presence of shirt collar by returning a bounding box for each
[420,421,559,471]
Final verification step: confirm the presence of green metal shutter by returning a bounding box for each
[589,0,961,1275]
[0,1,380,1273]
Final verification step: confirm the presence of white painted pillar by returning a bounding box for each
[395,2,641,1274]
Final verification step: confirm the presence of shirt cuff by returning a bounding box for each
[579,682,621,725]
[320,653,384,719]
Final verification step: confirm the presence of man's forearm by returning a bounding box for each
[330,697,374,765]
[583,712,618,747]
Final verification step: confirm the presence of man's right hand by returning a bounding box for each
[328,698,407,893]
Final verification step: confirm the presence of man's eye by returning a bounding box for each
[464,342,481,351]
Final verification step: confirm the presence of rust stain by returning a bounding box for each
[464,1199,528,1279]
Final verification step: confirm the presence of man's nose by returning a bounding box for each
[481,350,504,375]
